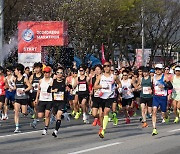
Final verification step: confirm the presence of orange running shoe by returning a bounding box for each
[142,122,148,128]
[92,118,98,126]
[97,118,101,126]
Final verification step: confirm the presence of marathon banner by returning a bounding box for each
[18,21,68,67]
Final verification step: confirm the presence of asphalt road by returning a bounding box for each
[0,111,179,154]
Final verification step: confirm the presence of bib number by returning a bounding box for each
[17,88,25,96]
[54,92,64,101]
[94,90,100,97]
[143,87,151,94]
[42,92,51,99]
[79,84,86,91]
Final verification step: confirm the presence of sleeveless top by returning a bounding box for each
[78,76,89,95]
[92,76,101,98]
[6,76,15,91]
[15,76,28,99]
[172,75,180,101]
[140,76,152,98]
[153,74,167,96]
[0,76,5,96]
[52,79,66,102]
[99,74,115,99]
[32,73,44,92]
[39,78,53,101]
[121,79,134,99]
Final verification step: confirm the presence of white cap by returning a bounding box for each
[175,67,180,71]
[155,64,163,69]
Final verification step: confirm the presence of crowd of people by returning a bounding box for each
[0,61,179,138]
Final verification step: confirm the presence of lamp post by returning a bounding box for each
[141,1,145,66]
[0,0,4,66]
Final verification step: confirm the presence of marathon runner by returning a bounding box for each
[94,61,122,138]
[4,66,16,120]
[29,62,44,128]
[35,66,53,135]
[0,66,6,120]
[14,64,32,133]
[50,67,67,137]
[139,67,153,128]
[152,64,173,136]
[171,66,180,123]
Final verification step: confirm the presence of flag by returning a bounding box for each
[101,43,106,65]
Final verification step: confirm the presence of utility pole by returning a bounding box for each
[141,0,145,66]
[0,0,4,66]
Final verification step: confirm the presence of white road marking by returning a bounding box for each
[0,130,42,138]
[168,129,180,133]
[68,142,122,154]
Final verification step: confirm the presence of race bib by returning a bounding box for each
[94,89,100,97]
[143,87,151,94]
[54,92,64,101]
[33,83,39,91]
[17,88,25,96]
[41,92,51,99]
[154,86,164,95]
[79,84,86,91]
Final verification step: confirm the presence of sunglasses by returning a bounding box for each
[165,69,169,70]
[155,68,162,70]
[123,74,128,76]
[104,65,110,68]
[175,70,180,72]
[138,70,142,72]
[79,70,84,72]
[56,72,63,74]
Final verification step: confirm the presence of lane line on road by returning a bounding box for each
[168,129,180,133]
[68,142,122,154]
[0,130,42,138]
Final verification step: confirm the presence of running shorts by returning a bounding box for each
[5,90,15,102]
[15,99,28,105]
[140,97,152,107]
[152,95,167,112]
[78,94,89,104]
[0,95,5,103]
[122,98,133,107]
[38,101,53,112]
[52,101,66,113]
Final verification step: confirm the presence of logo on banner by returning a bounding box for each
[22,29,34,42]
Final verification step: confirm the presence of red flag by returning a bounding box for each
[101,43,106,65]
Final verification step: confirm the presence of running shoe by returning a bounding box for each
[112,113,118,126]
[174,117,179,123]
[133,112,137,117]
[14,127,21,133]
[128,110,134,117]
[42,129,47,135]
[52,130,58,138]
[3,115,8,120]
[152,128,158,136]
[31,114,35,119]
[165,116,170,124]
[98,127,103,135]
[92,118,98,126]
[125,118,130,124]
[142,122,148,128]
[99,129,105,138]
[74,112,80,120]
[97,118,101,126]
[71,110,75,116]
[161,119,165,123]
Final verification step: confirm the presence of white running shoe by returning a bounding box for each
[14,128,21,133]
[161,119,165,123]
[52,130,58,138]
[42,129,47,135]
